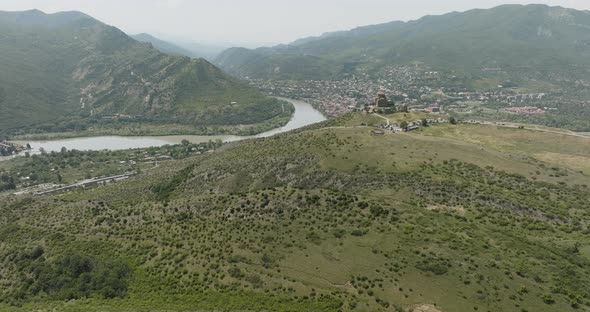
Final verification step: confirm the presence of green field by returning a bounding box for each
[1,114,589,311]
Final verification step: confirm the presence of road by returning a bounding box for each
[474,121,590,139]
[373,113,390,125]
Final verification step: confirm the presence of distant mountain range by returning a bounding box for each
[130,33,195,57]
[130,33,227,60]
[0,9,286,135]
[215,4,590,80]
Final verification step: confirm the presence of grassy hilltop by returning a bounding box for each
[1,113,590,311]
[0,10,291,138]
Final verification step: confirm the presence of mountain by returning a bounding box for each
[1,112,590,311]
[0,10,289,137]
[215,4,590,80]
[130,33,195,57]
[130,33,228,61]
[175,41,229,61]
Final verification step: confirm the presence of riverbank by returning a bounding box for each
[0,140,30,159]
[9,109,294,141]
[12,98,326,154]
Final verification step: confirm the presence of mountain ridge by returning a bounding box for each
[0,9,289,137]
[131,33,196,58]
[215,4,590,79]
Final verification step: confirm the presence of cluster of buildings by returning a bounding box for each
[251,73,441,117]
[376,118,450,133]
[357,92,397,114]
[101,114,144,120]
[444,90,546,103]
[0,141,27,156]
[248,64,564,119]
[502,106,546,115]
[0,141,13,153]
[34,173,135,196]
[249,78,397,117]
[250,65,450,117]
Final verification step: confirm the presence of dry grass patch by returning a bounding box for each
[408,304,443,312]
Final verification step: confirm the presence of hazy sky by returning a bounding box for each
[1,0,590,46]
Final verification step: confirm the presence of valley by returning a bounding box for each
[8,98,324,153]
[243,63,590,132]
[0,10,292,139]
[217,5,590,131]
[1,2,590,312]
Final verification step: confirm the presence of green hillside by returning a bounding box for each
[1,113,590,311]
[0,10,290,137]
[215,4,590,80]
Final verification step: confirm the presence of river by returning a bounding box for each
[12,98,325,154]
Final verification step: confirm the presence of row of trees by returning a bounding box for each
[0,174,16,191]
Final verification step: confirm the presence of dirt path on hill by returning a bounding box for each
[477,121,590,139]
[408,304,443,312]
[374,113,390,125]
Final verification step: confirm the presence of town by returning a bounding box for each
[247,65,567,121]
[0,139,222,194]
[351,91,453,133]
